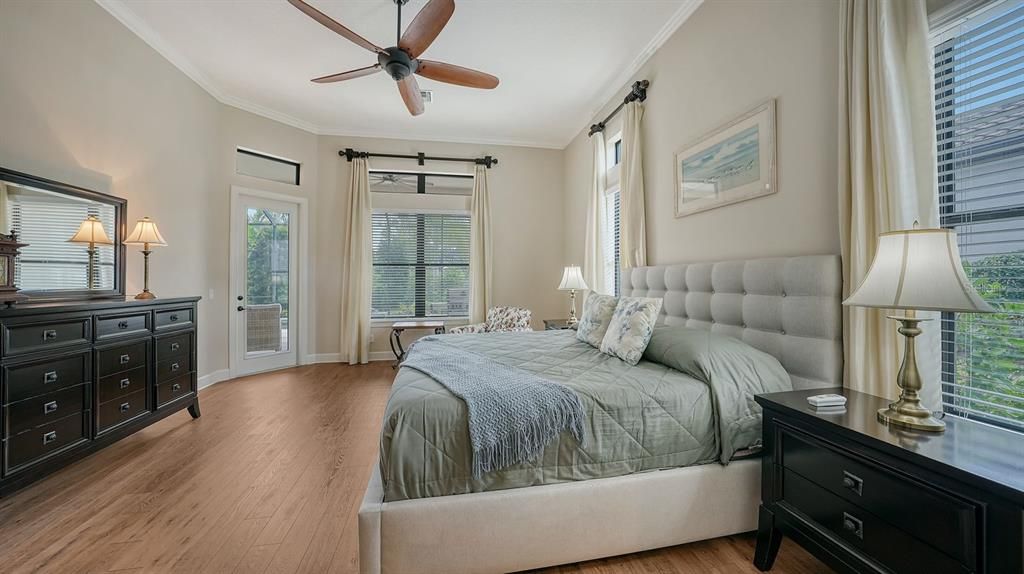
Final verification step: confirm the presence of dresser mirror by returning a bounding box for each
[0,167,126,301]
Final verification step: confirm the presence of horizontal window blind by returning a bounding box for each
[371,212,470,319]
[934,0,1024,431]
[7,192,116,291]
[601,189,621,296]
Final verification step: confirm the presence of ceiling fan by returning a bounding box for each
[287,0,500,116]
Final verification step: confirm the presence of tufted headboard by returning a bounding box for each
[622,255,843,390]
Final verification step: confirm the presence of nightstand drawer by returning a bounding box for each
[780,424,978,567]
[783,469,969,574]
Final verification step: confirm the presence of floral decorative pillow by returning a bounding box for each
[599,297,664,365]
[576,292,618,348]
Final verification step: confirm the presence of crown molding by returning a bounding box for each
[96,0,696,151]
[565,0,703,147]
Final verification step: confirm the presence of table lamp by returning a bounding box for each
[558,265,588,326]
[843,225,995,432]
[67,215,114,289]
[125,217,167,300]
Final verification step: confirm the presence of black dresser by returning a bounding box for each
[753,389,1024,574]
[0,297,200,494]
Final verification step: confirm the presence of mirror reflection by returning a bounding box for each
[0,179,117,291]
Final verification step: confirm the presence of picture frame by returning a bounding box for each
[674,98,777,218]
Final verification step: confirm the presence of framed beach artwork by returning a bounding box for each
[674,99,776,217]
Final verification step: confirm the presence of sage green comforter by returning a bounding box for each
[380,328,790,501]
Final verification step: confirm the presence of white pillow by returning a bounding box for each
[576,292,618,348]
[599,297,663,365]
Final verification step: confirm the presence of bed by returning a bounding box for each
[359,255,842,574]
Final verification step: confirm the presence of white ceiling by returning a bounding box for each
[98,0,699,148]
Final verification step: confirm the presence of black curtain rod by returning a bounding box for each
[588,80,650,137]
[339,148,498,168]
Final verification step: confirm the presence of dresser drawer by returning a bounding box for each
[783,469,969,574]
[2,317,90,357]
[4,351,90,403]
[96,389,148,434]
[95,311,151,342]
[154,307,193,332]
[5,384,88,437]
[96,340,148,378]
[156,355,192,384]
[97,366,146,404]
[156,374,194,408]
[780,425,977,567]
[156,331,192,362]
[4,411,89,474]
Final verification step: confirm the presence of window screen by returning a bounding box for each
[934,1,1024,430]
[371,212,470,319]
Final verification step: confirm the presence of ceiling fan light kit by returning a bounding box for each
[288,0,500,117]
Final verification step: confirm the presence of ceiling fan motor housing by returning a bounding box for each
[379,47,418,81]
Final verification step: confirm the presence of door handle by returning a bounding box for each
[237,306,245,312]
[237,295,244,301]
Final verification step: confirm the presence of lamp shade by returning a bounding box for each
[67,215,114,245]
[125,217,167,247]
[843,228,994,313]
[558,265,588,291]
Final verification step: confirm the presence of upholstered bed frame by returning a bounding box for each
[359,255,843,574]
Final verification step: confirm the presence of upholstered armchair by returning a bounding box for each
[449,306,533,334]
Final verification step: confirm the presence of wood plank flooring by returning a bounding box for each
[0,363,833,574]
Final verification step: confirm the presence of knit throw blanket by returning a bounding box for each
[401,336,586,478]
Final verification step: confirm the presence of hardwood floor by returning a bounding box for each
[0,363,833,574]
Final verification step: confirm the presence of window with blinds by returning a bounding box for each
[371,212,470,319]
[933,0,1024,431]
[602,190,621,296]
[5,185,116,291]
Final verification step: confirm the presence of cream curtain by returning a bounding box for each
[340,157,372,364]
[620,101,647,269]
[839,0,940,400]
[582,131,610,295]
[469,165,493,324]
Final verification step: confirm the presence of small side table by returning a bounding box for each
[390,320,446,366]
[543,319,577,331]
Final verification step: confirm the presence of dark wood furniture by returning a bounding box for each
[754,388,1024,574]
[0,296,200,494]
[542,319,576,331]
[388,320,445,365]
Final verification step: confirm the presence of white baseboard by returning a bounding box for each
[305,352,393,364]
[197,369,231,392]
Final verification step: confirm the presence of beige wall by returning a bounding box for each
[0,0,565,373]
[0,0,227,379]
[563,0,841,268]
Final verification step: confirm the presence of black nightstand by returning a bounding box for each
[543,319,576,330]
[753,389,1024,574]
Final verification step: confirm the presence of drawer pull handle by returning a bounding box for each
[842,512,863,540]
[118,320,129,330]
[44,371,58,384]
[120,354,130,364]
[43,431,57,445]
[172,383,182,392]
[842,471,863,496]
[171,362,180,372]
[169,314,179,322]
[120,402,131,413]
[44,400,58,414]
[170,342,180,352]
[120,378,131,389]
[42,329,57,340]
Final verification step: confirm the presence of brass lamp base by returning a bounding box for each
[134,290,156,300]
[133,249,156,301]
[879,315,945,433]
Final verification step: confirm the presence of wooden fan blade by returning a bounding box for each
[416,60,499,89]
[397,76,425,116]
[312,64,381,83]
[398,0,454,58]
[287,0,383,54]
